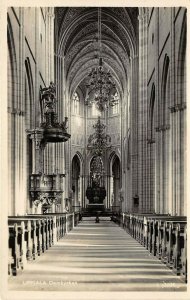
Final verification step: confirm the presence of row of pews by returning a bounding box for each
[112,213,187,282]
[8,212,80,276]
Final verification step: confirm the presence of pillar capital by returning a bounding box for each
[155,124,170,132]
[169,102,186,113]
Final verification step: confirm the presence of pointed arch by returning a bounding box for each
[160,54,170,214]
[71,154,82,208]
[25,57,34,129]
[176,10,186,215]
[107,152,121,210]
[7,15,18,108]
[72,154,81,179]
[149,83,155,141]
[161,54,170,125]
[7,15,18,215]
[72,151,84,170]
[177,11,186,104]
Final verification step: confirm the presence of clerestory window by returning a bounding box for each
[73,92,80,115]
[112,92,119,115]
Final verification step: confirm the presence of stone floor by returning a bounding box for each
[8,217,187,292]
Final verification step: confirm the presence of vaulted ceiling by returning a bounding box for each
[55,7,139,99]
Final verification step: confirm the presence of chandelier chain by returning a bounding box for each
[85,8,119,111]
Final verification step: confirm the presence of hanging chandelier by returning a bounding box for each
[87,117,111,156]
[85,8,118,111]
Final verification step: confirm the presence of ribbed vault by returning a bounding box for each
[55,7,139,99]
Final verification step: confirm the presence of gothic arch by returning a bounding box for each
[25,57,34,129]
[108,151,121,175]
[7,15,18,108]
[149,83,155,141]
[112,155,120,178]
[108,153,121,210]
[176,11,186,215]
[161,54,170,125]
[148,84,156,214]
[160,54,170,213]
[108,150,121,164]
[71,154,82,207]
[58,8,137,57]
[73,86,85,102]
[90,156,104,170]
[89,155,104,174]
[7,16,18,215]
[55,7,138,100]
[76,151,84,165]
[127,129,131,170]
[71,151,84,172]
[72,154,81,177]
[177,11,186,104]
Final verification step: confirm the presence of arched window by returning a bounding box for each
[72,92,80,115]
[92,103,101,117]
[72,154,81,204]
[112,92,119,115]
[110,154,121,210]
[90,156,104,187]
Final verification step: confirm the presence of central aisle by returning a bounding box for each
[8,217,186,292]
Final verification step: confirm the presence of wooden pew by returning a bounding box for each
[8,216,46,275]
[123,213,162,249]
[66,213,74,233]
[180,224,187,282]
[153,217,186,262]
[171,221,187,276]
[29,213,65,241]
[120,213,187,282]
[157,219,186,281]
[141,215,183,255]
[123,214,132,235]
[8,212,80,276]
[8,222,23,275]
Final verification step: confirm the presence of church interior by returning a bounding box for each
[5,6,187,295]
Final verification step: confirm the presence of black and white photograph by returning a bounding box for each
[0,1,189,300]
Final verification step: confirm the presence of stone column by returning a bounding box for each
[81,175,86,209]
[79,175,82,207]
[137,9,149,213]
[130,53,139,212]
[46,9,56,175]
[106,175,111,209]
[55,41,66,212]
[15,9,27,215]
[28,129,44,174]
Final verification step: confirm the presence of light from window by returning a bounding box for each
[112,92,119,114]
[73,92,80,115]
[92,103,101,117]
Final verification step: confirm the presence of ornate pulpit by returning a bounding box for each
[27,82,71,213]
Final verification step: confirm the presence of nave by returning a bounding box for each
[5,6,188,298]
[8,218,186,292]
